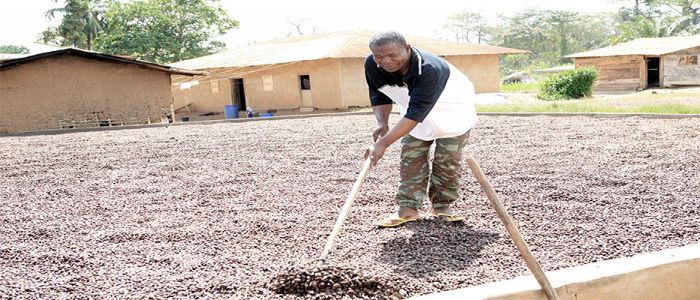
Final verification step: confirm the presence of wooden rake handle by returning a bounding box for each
[319,155,373,260]
[466,157,560,300]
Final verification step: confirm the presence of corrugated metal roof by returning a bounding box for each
[532,65,575,74]
[566,35,700,58]
[0,48,204,76]
[170,30,528,70]
[0,43,66,62]
[0,53,30,61]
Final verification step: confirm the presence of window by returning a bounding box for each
[679,56,698,65]
[300,75,311,90]
[263,76,274,91]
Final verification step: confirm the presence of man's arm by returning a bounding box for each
[365,116,418,166]
[377,117,417,148]
[373,104,392,127]
[371,104,392,141]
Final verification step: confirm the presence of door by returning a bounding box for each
[646,57,660,88]
[232,78,246,110]
[299,75,312,107]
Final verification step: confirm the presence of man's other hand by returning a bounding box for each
[372,125,389,142]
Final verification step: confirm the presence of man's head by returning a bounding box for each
[369,31,412,74]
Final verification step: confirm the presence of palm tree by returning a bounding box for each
[45,0,106,50]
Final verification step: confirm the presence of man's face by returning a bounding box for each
[370,42,411,73]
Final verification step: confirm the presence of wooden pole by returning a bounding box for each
[466,157,560,300]
[319,156,373,260]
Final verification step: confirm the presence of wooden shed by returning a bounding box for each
[169,30,527,115]
[566,35,700,92]
[0,48,202,132]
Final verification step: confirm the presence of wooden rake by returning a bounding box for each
[318,155,373,262]
[466,157,560,300]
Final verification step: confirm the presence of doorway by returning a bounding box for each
[299,74,313,108]
[232,78,246,110]
[646,57,660,88]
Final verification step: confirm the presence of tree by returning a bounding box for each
[496,10,615,73]
[0,45,30,54]
[611,0,654,17]
[545,11,580,61]
[653,0,700,22]
[649,0,700,32]
[40,0,106,50]
[610,0,700,44]
[95,0,238,63]
[611,14,695,43]
[286,16,316,37]
[443,11,491,44]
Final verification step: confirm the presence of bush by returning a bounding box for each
[537,67,598,100]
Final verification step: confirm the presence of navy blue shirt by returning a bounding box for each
[364,47,450,122]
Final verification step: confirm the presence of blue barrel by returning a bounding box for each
[224,105,239,119]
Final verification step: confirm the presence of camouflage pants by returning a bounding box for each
[395,131,470,209]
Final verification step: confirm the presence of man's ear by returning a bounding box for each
[405,44,412,52]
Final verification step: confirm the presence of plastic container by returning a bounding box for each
[224,105,239,119]
[260,112,273,118]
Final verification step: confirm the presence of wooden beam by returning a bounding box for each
[466,157,560,300]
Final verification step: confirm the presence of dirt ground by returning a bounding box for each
[1,114,699,299]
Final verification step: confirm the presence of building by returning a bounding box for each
[170,30,527,115]
[0,48,202,132]
[566,35,700,92]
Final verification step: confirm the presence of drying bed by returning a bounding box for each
[0,115,698,299]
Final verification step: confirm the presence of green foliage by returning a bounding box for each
[40,0,106,50]
[94,0,238,63]
[611,15,659,44]
[494,10,615,75]
[39,27,61,45]
[0,45,30,54]
[611,14,696,44]
[610,0,700,44]
[489,3,694,73]
[537,67,598,100]
[500,54,531,77]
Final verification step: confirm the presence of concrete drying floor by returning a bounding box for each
[0,114,698,299]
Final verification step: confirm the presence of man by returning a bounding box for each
[363,31,478,228]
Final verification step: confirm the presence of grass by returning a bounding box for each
[353,87,700,115]
[477,101,700,114]
[485,86,700,114]
[499,82,541,93]
[499,71,555,93]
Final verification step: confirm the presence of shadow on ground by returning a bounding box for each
[376,219,499,278]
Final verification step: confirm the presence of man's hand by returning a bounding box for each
[364,142,387,167]
[372,125,389,142]
[364,117,419,167]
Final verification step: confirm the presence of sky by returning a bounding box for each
[0,0,625,52]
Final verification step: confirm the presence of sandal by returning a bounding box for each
[432,212,465,222]
[374,212,419,228]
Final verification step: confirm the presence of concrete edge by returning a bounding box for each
[2,111,699,138]
[411,242,700,300]
[477,112,700,119]
[0,111,375,138]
